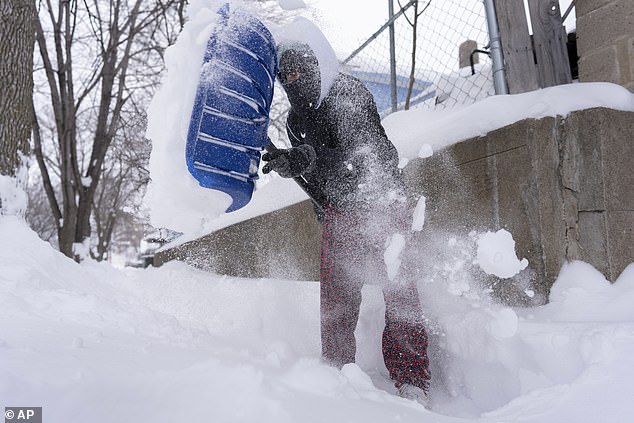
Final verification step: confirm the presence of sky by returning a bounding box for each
[296,0,577,55]
[2,1,633,421]
[305,0,388,54]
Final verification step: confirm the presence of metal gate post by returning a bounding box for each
[483,0,509,94]
[388,0,398,112]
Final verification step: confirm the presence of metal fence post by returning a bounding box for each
[388,0,398,112]
[483,0,509,94]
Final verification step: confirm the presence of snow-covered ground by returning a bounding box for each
[4,1,634,421]
[2,213,634,422]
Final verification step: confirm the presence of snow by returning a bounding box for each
[418,143,434,158]
[147,61,634,243]
[411,195,426,232]
[0,171,27,217]
[144,1,338,238]
[476,229,529,279]
[2,211,634,422]
[145,0,233,234]
[383,233,406,281]
[8,2,633,420]
[383,82,634,160]
[277,0,306,11]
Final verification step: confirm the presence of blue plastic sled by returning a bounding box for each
[186,4,277,212]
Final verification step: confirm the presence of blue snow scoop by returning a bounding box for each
[186,4,277,212]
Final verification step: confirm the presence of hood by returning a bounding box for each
[275,17,340,109]
[277,43,321,112]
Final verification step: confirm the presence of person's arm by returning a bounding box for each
[263,113,327,213]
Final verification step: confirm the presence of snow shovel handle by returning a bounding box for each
[265,142,327,212]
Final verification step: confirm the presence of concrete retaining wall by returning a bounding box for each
[576,0,634,91]
[404,107,634,301]
[154,198,322,280]
[156,108,634,302]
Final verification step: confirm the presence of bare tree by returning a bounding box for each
[398,0,432,110]
[0,0,36,209]
[32,0,183,259]
[91,162,136,261]
[91,110,150,261]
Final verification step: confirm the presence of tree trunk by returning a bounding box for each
[0,0,35,178]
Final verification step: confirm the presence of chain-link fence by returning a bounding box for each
[342,0,495,115]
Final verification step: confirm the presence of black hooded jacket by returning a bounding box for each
[279,45,405,214]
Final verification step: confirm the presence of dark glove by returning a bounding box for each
[262,144,316,178]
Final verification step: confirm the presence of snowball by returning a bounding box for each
[476,229,528,278]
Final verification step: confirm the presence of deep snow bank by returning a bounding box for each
[2,216,634,422]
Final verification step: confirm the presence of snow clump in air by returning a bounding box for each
[476,229,528,278]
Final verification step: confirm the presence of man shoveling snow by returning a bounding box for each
[263,20,431,405]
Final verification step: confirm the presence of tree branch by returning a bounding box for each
[31,102,62,228]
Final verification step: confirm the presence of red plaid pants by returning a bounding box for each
[320,205,430,391]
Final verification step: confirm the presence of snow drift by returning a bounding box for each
[1,215,634,422]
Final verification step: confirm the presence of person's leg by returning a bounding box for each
[376,201,431,393]
[320,207,363,367]
[320,276,362,366]
[381,280,431,392]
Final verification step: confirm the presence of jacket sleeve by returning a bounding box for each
[285,111,328,222]
[285,111,303,148]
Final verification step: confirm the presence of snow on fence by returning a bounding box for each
[342,0,495,115]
